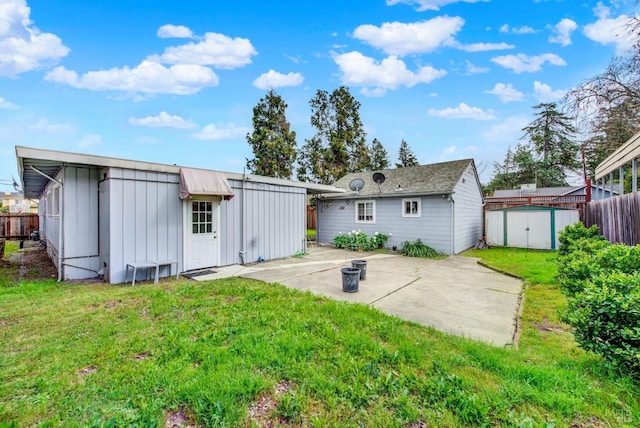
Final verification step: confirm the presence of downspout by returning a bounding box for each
[450,194,455,255]
[239,168,246,265]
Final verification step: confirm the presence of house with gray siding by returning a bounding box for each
[316,159,484,255]
[16,146,343,284]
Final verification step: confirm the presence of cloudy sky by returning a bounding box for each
[1,0,637,188]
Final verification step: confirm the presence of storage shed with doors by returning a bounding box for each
[316,159,484,255]
[485,205,580,250]
[16,146,343,284]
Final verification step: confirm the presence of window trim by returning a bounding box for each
[355,200,376,224]
[401,198,421,218]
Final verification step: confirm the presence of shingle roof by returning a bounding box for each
[324,158,475,198]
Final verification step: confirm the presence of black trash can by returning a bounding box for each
[351,260,367,280]
[341,267,360,293]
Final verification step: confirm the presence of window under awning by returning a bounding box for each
[179,167,235,200]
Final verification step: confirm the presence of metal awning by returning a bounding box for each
[179,167,235,200]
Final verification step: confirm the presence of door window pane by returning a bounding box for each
[191,200,215,234]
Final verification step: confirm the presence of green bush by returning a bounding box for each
[556,250,600,297]
[333,230,390,251]
[561,272,640,374]
[558,222,606,255]
[400,239,439,258]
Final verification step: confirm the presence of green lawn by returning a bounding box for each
[0,248,638,427]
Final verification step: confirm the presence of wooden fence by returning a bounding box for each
[0,213,39,240]
[585,192,640,246]
[306,206,316,230]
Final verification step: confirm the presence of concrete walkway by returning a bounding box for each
[192,246,523,346]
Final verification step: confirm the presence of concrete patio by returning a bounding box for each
[191,246,523,346]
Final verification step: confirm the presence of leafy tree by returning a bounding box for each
[368,138,390,170]
[520,103,580,186]
[484,144,539,193]
[565,13,640,180]
[395,139,419,168]
[297,86,368,184]
[246,89,297,179]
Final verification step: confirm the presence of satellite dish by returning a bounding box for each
[349,178,365,192]
[372,172,386,184]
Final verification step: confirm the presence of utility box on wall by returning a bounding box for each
[485,206,580,250]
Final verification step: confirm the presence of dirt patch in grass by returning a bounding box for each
[4,240,58,281]
[77,366,97,377]
[571,415,607,427]
[246,380,294,427]
[164,409,196,428]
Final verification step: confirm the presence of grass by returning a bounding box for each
[2,240,20,257]
[306,229,317,241]
[0,248,638,426]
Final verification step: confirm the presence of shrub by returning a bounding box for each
[556,250,600,297]
[400,239,439,258]
[333,230,390,251]
[558,222,606,256]
[561,272,640,374]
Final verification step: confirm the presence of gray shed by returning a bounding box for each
[316,159,484,255]
[485,205,580,250]
[16,146,343,284]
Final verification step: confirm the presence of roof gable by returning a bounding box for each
[327,159,475,198]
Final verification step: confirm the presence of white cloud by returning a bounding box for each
[442,145,456,155]
[0,96,18,109]
[452,41,514,52]
[0,0,69,77]
[128,111,197,129]
[157,24,193,39]
[499,24,536,34]
[45,61,219,95]
[29,118,75,133]
[78,134,101,148]
[481,115,529,143]
[191,123,249,141]
[583,2,634,53]
[333,51,446,96]
[386,0,488,11]
[485,83,524,103]
[549,18,578,46]
[352,17,464,56]
[428,102,496,120]
[533,81,566,102]
[491,53,566,73]
[465,60,489,74]
[152,32,257,69]
[253,69,304,89]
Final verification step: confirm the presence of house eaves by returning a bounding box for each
[16,146,345,199]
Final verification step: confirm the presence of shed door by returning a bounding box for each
[185,199,220,271]
[507,211,551,250]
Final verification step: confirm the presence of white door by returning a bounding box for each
[185,199,219,271]
[507,211,551,249]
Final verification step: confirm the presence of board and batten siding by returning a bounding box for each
[104,168,182,284]
[221,180,307,265]
[40,169,63,273]
[452,163,484,253]
[317,196,453,254]
[62,166,100,279]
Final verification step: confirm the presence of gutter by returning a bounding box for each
[320,191,454,201]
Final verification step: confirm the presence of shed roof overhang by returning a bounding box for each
[16,146,346,199]
[595,131,640,179]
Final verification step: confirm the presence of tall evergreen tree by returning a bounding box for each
[521,103,579,186]
[396,139,419,168]
[297,86,368,184]
[368,138,390,170]
[246,89,297,179]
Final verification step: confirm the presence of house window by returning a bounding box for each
[402,198,421,217]
[48,186,60,216]
[355,200,375,223]
[192,201,213,234]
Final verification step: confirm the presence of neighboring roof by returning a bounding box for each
[321,158,477,199]
[16,146,345,199]
[491,184,619,198]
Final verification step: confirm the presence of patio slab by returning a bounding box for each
[192,246,523,346]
